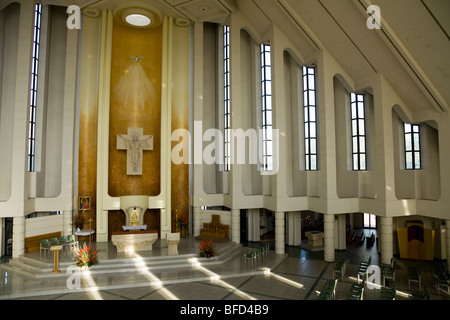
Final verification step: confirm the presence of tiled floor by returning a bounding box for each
[0,229,448,302]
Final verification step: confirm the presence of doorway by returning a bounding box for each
[363,213,376,229]
[4,218,13,256]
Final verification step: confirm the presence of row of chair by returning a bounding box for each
[379,285,396,300]
[318,278,338,300]
[410,285,430,300]
[356,256,372,283]
[348,279,365,300]
[40,235,79,256]
[432,262,449,294]
[408,262,421,290]
[381,258,397,287]
[332,256,349,281]
[244,243,270,264]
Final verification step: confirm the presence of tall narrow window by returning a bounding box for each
[350,93,367,170]
[302,66,317,170]
[223,25,231,171]
[261,44,272,171]
[28,3,42,172]
[404,123,421,170]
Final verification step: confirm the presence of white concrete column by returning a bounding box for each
[446,220,450,270]
[63,210,73,236]
[380,217,393,265]
[193,206,201,237]
[324,214,335,262]
[12,216,25,258]
[286,211,301,246]
[275,211,285,254]
[0,218,4,256]
[231,209,240,244]
[337,214,346,250]
[247,209,260,242]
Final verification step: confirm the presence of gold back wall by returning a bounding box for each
[108,20,162,197]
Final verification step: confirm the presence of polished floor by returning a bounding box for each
[0,229,448,302]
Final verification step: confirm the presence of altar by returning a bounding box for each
[111,230,158,253]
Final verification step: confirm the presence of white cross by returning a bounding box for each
[117,127,153,175]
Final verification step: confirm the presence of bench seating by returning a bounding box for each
[200,215,230,240]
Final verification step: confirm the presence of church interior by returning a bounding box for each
[0,0,449,303]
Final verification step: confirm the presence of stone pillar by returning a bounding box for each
[193,206,201,237]
[337,214,346,250]
[324,214,335,262]
[247,209,260,242]
[231,209,240,244]
[12,216,25,258]
[446,220,450,270]
[380,217,393,265]
[63,210,73,236]
[275,211,285,254]
[286,211,301,246]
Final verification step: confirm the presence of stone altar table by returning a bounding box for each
[122,224,147,231]
[166,233,180,255]
[112,230,158,253]
[305,231,324,247]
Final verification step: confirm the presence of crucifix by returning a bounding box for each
[87,218,93,246]
[117,127,153,175]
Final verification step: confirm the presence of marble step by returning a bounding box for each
[0,242,246,279]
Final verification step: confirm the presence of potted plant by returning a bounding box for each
[176,213,189,237]
[199,239,215,259]
[72,215,84,231]
[76,243,99,268]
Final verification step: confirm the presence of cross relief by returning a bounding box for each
[117,127,153,175]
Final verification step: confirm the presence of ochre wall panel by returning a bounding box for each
[170,24,190,232]
[108,21,162,197]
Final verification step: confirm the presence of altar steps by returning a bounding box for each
[0,240,246,280]
[0,239,288,299]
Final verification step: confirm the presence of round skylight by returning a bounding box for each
[125,13,151,27]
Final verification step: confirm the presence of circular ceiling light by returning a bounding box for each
[117,6,162,29]
[125,13,151,27]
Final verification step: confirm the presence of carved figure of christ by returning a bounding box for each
[117,127,153,175]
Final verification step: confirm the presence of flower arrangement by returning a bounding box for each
[176,213,188,227]
[199,239,215,259]
[72,215,84,229]
[76,243,99,268]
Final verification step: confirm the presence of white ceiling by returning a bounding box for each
[3,0,448,114]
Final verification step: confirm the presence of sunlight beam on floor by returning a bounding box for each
[132,253,179,300]
[260,267,304,289]
[189,258,257,300]
[347,276,412,298]
[81,269,103,300]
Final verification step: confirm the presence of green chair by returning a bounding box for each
[40,239,50,256]
[59,235,67,245]
[66,234,79,252]
[50,237,59,246]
